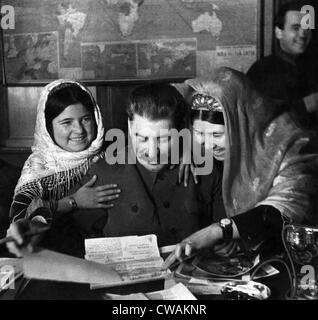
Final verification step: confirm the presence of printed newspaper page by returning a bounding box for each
[85,234,169,289]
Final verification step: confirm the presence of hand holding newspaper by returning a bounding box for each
[21,234,169,289]
[85,234,170,289]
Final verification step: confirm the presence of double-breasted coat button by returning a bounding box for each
[157,173,165,180]
[131,204,138,212]
[197,193,203,202]
[163,201,170,208]
[170,227,177,235]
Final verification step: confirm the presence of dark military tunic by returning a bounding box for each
[69,149,221,248]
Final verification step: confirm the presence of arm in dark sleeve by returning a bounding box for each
[10,192,54,224]
[232,205,283,250]
[9,192,33,222]
[208,161,226,222]
[210,175,226,222]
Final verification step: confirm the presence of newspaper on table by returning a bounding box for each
[84,234,169,289]
[104,282,197,300]
[173,259,279,295]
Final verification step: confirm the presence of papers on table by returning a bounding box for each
[104,283,197,300]
[173,260,279,295]
[20,234,169,289]
[252,263,280,280]
[85,234,161,263]
[192,253,260,278]
[174,262,233,295]
[85,234,170,289]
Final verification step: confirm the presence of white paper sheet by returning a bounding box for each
[85,234,161,263]
[85,234,170,289]
[105,283,197,300]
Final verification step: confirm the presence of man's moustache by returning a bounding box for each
[138,153,172,164]
[139,154,160,162]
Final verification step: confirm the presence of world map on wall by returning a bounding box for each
[3,0,258,83]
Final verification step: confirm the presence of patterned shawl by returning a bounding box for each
[186,67,318,224]
[11,79,105,221]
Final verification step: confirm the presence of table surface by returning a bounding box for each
[0,262,291,300]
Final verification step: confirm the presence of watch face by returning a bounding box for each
[221,218,232,226]
[220,218,233,241]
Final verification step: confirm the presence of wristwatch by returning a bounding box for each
[68,196,78,211]
[219,218,233,241]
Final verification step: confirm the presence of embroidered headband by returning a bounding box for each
[191,93,222,112]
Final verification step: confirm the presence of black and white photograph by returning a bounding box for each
[0,0,318,307]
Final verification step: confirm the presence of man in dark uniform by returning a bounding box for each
[69,84,219,250]
[247,0,318,125]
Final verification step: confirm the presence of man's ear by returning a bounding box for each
[275,26,283,40]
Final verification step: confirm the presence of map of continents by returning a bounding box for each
[4,32,59,82]
[3,0,257,82]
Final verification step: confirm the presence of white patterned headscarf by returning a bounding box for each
[11,79,105,221]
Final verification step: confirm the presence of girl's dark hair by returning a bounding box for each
[191,109,224,125]
[45,83,95,138]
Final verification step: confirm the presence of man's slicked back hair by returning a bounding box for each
[127,83,188,130]
[275,0,309,29]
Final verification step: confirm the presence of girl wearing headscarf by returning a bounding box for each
[164,67,318,267]
[7,79,120,256]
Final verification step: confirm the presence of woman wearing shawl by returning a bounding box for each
[7,79,120,256]
[164,67,318,268]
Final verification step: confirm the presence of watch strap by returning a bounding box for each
[219,218,233,241]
